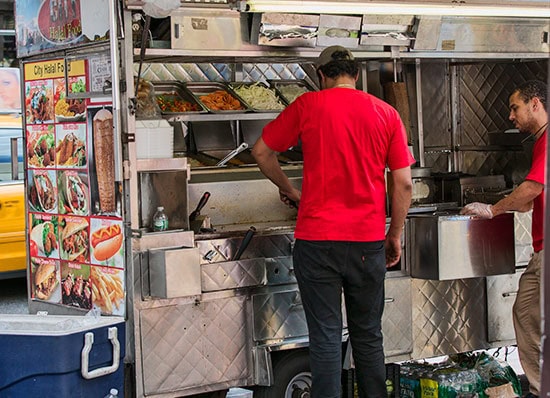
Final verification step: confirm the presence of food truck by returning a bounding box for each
[9,0,549,397]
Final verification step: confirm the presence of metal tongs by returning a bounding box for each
[216,142,249,167]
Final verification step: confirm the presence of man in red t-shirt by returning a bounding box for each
[252,45,414,397]
[462,80,547,398]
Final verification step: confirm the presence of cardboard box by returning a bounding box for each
[0,315,125,397]
[316,14,362,48]
[251,13,319,47]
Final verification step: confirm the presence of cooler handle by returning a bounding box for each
[81,326,121,379]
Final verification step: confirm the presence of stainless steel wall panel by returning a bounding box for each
[139,295,250,395]
[411,278,487,358]
[486,270,523,343]
[421,62,451,149]
[252,288,308,342]
[265,256,296,285]
[383,277,413,357]
[201,258,267,292]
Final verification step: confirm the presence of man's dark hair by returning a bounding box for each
[513,80,547,108]
[317,50,359,80]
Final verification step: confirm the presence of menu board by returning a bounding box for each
[15,0,110,58]
[25,58,125,316]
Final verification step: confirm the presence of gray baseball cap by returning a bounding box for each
[315,45,354,69]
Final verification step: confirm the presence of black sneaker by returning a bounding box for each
[524,393,539,398]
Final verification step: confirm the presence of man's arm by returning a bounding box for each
[252,137,301,204]
[386,166,413,266]
[461,179,543,218]
[492,180,543,215]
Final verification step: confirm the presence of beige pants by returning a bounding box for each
[513,250,543,396]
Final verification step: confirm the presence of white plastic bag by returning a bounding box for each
[142,0,180,18]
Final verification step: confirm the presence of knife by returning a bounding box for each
[232,226,256,261]
[189,191,211,222]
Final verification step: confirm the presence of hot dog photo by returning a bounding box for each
[90,218,124,267]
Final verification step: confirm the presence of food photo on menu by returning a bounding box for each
[90,218,124,267]
[61,262,92,310]
[54,76,87,123]
[88,106,121,217]
[58,170,89,216]
[29,214,59,259]
[58,215,89,263]
[25,79,54,124]
[55,123,87,167]
[27,124,56,168]
[28,169,58,213]
[32,258,61,303]
[90,266,124,316]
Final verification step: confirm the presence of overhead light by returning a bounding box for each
[236,1,550,18]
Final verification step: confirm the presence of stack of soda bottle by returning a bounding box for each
[398,351,522,397]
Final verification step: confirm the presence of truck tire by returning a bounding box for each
[254,350,312,398]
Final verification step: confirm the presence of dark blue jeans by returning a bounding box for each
[293,239,387,398]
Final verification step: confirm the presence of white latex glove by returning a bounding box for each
[460,202,493,219]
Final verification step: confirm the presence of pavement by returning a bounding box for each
[0,277,29,314]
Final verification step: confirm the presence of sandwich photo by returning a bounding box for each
[29,171,57,213]
[59,171,89,215]
[91,223,123,262]
[30,219,58,258]
[34,261,59,301]
[60,217,89,262]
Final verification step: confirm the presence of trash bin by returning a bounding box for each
[0,314,125,397]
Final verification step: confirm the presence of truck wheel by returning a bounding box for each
[254,351,311,398]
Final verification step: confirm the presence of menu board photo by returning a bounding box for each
[24,58,124,316]
[15,0,110,58]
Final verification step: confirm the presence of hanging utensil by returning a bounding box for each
[189,191,211,222]
[216,142,249,167]
[232,226,256,261]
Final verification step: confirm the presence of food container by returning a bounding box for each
[229,81,286,112]
[0,314,125,397]
[268,79,317,105]
[184,82,248,113]
[151,81,207,115]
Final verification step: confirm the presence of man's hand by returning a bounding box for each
[460,202,493,219]
[385,236,401,267]
[280,188,301,209]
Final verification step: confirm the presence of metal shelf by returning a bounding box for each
[163,112,279,122]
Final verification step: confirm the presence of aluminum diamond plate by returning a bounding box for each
[411,278,487,359]
[515,211,533,265]
[140,296,250,395]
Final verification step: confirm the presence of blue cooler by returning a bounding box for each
[0,314,125,398]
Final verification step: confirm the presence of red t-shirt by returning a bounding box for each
[262,88,415,241]
[525,130,547,252]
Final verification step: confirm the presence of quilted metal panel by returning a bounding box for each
[421,62,451,149]
[201,258,267,292]
[411,278,487,359]
[486,270,523,343]
[265,256,296,285]
[515,211,533,265]
[252,288,308,342]
[383,277,413,357]
[140,296,250,395]
[137,62,307,84]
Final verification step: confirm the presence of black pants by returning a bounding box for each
[293,239,387,398]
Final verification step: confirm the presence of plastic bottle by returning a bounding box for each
[153,206,168,232]
[103,388,118,398]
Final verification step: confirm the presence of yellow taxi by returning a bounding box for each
[0,112,26,279]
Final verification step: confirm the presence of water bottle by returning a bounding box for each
[152,206,168,232]
[103,388,118,398]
